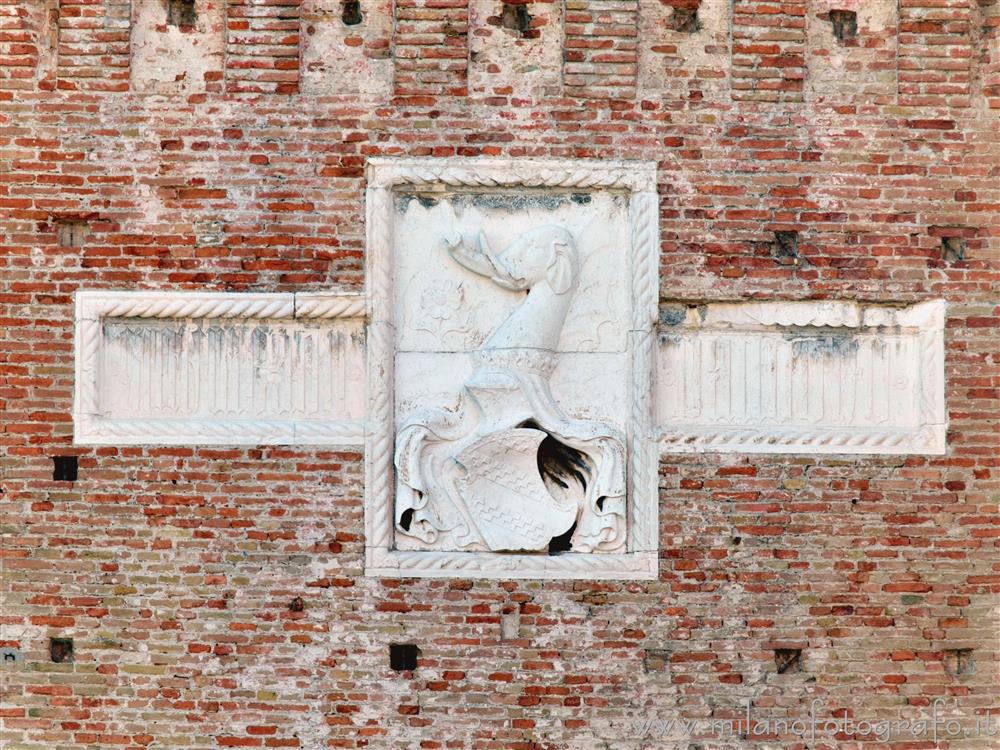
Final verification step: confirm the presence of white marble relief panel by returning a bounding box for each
[364,157,660,580]
[392,196,633,556]
[655,300,946,454]
[74,292,365,445]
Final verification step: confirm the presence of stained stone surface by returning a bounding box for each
[391,213,630,556]
[73,292,366,445]
[390,199,636,554]
[655,300,946,454]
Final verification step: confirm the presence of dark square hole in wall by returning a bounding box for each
[669,7,700,33]
[52,456,78,482]
[941,236,966,264]
[774,648,801,674]
[772,230,799,264]
[500,2,534,36]
[342,0,362,25]
[57,220,88,248]
[829,9,857,43]
[643,648,670,673]
[390,643,419,671]
[944,648,973,676]
[167,0,197,28]
[50,638,74,663]
[288,597,305,612]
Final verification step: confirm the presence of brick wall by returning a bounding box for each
[468,0,562,100]
[301,0,393,97]
[898,0,976,108]
[638,0,729,101]
[225,0,302,94]
[56,0,131,91]
[563,0,637,99]
[805,0,898,107]
[2,1,999,748]
[394,0,469,97]
[130,0,225,96]
[731,0,807,103]
[0,0,58,92]
[978,0,1000,108]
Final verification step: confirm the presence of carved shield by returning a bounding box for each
[454,428,578,552]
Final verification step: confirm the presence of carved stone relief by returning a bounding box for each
[655,300,946,454]
[74,292,365,445]
[364,158,660,580]
[393,219,628,555]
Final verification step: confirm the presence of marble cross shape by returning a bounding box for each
[73,157,946,579]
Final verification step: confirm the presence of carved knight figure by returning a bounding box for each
[393,223,627,554]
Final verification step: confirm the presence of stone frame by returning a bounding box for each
[363,157,660,580]
[73,291,366,446]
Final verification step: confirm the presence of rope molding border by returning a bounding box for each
[76,291,366,321]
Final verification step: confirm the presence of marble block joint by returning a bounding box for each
[73,291,366,445]
[656,300,946,455]
[363,157,661,580]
